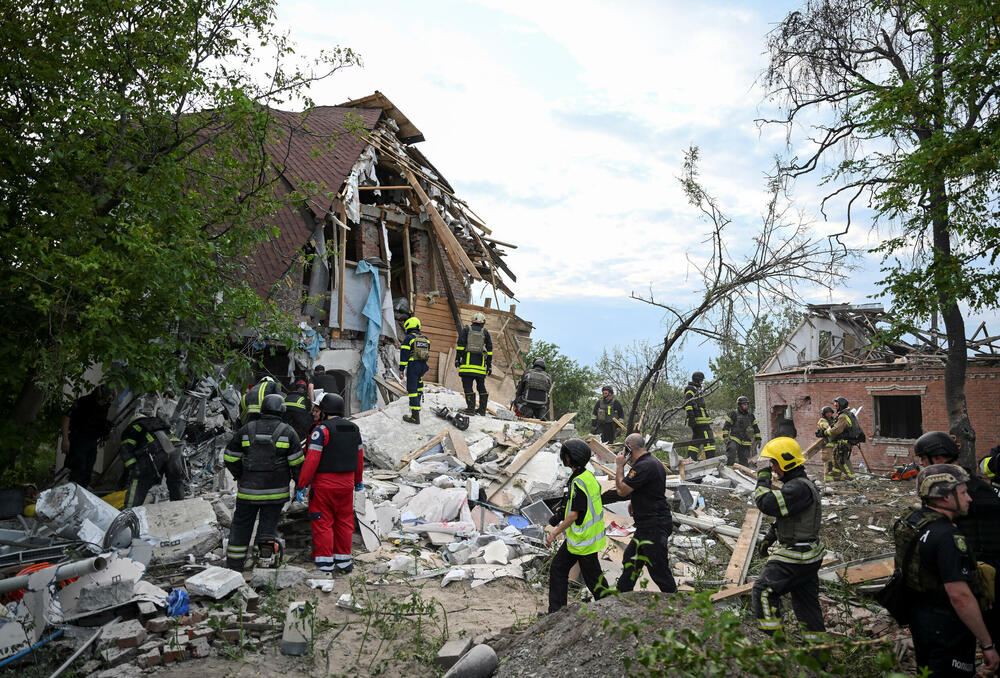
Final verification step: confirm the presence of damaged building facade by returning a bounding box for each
[754,303,1000,472]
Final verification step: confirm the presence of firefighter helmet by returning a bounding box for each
[913,431,960,461]
[560,438,592,468]
[834,397,849,411]
[532,357,546,370]
[403,316,421,331]
[916,463,969,500]
[821,405,835,416]
[602,385,614,395]
[472,311,487,324]
[692,371,705,384]
[320,393,345,416]
[261,393,286,416]
[760,437,806,472]
[737,396,749,407]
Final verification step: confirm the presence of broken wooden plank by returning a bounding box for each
[448,430,475,467]
[586,438,619,465]
[404,169,481,280]
[396,430,449,470]
[486,412,576,503]
[723,508,762,587]
[839,556,895,584]
[710,582,754,602]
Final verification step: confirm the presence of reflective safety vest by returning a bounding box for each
[521,369,551,405]
[818,418,836,449]
[565,470,606,555]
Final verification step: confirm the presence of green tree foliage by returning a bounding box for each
[524,341,597,428]
[765,0,1000,467]
[708,306,801,410]
[0,0,357,454]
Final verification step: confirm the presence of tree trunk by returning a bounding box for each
[11,377,46,427]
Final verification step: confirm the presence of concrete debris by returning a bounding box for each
[248,565,308,590]
[185,566,244,599]
[442,643,498,678]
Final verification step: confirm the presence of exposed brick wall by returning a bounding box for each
[271,260,306,318]
[359,219,382,260]
[409,228,470,304]
[756,364,1000,472]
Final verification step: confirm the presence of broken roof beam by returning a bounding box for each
[404,168,481,281]
[486,412,576,504]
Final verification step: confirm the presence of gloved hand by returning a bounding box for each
[548,513,561,528]
[759,533,776,558]
[815,429,825,438]
[354,482,364,491]
[454,359,461,368]
[398,369,405,379]
[487,367,492,376]
[295,488,308,504]
[757,467,772,482]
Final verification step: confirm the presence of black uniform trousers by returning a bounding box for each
[460,373,487,398]
[617,521,677,594]
[226,501,283,570]
[66,437,100,487]
[910,604,976,677]
[123,447,185,508]
[548,542,609,613]
[405,361,428,413]
[725,441,752,467]
[598,422,617,445]
[518,402,547,420]
[752,558,825,635]
[687,424,716,459]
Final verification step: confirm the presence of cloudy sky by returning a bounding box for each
[275,0,888,373]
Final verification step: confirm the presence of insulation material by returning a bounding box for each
[329,263,393,335]
[343,146,378,224]
[405,487,470,523]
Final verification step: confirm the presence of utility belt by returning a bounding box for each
[769,539,825,565]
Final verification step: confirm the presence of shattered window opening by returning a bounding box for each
[873,395,922,440]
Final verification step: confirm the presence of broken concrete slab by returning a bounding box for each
[132,498,221,563]
[185,566,244,599]
[100,620,148,649]
[35,483,119,548]
[249,565,308,590]
[436,637,473,669]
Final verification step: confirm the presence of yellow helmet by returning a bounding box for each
[403,316,421,331]
[759,437,805,472]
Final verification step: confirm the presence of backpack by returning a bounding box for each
[411,333,431,362]
[845,412,866,445]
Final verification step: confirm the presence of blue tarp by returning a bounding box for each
[355,260,382,412]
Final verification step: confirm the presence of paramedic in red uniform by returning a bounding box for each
[298,393,364,573]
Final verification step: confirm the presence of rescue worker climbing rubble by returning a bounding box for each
[399,316,430,425]
[120,406,186,509]
[282,379,314,442]
[892,462,999,676]
[722,396,760,467]
[591,386,624,444]
[224,393,303,570]
[752,437,826,641]
[684,371,715,459]
[513,357,551,420]
[240,376,283,425]
[299,393,364,573]
[456,311,493,416]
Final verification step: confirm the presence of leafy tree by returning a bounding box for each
[708,305,802,410]
[0,0,357,456]
[764,0,1000,468]
[525,340,597,429]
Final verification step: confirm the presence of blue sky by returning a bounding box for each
[274,0,915,374]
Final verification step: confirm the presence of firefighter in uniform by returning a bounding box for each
[893,463,999,676]
[752,437,826,641]
[120,409,186,508]
[818,397,856,478]
[514,357,552,420]
[592,386,624,445]
[917,432,1000,656]
[399,316,431,424]
[684,371,715,459]
[615,433,677,594]
[722,396,761,467]
[240,376,283,424]
[546,438,610,612]
[299,393,364,573]
[223,394,302,570]
[456,312,493,416]
[283,379,314,442]
[817,406,841,481]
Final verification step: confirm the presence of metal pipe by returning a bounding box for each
[0,629,64,668]
[48,615,122,678]
[0,554,108,594]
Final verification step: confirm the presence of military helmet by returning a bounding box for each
[532,357,546,370]
[760,437,805,472]
[320,393,345,416]
[913,431,960,461]
[916,463,969,500]
[403,316,421,331]
[602,385,614,395]
[821,405,835,416]
[261,393,286,416]
[834,396,849,411]
[692,371,705,384]
[560,438,591,468]
[737,396,749,407]
[472,311,487,324]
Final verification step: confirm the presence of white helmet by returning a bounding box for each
[472,311,486,324]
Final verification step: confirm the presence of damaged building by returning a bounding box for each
[754,303,1000,472]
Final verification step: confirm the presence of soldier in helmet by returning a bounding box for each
[399,317,431,425]
[752,437,825,641]
[546,438,610,612]
[223,393,303,570]
[722,396,761,467]
[683,371,715,460]
[892,462,999,676]
[299,393,364,573]
[591,386,624,444]
[514,357,552,420]
[455,311,493,416]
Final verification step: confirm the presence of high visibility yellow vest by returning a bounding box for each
[565,470,607,555]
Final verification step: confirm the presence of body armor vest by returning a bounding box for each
[776,477,822,544]
[410,333,431,362]
[234,418,294,503]
[521,370,551,404]
[241,420,290,475]
[316,417,362,473]
[595,401,613,423]
[465,326,486,355]
[730,410,755,442]
[958,479,1000,564]
[895,508,954,592]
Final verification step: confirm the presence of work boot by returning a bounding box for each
[403,411,420,425]
[477,393,488,416]
[462,393,476,415]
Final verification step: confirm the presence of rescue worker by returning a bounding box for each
[817,406,841,481]
[917,432,1000,651]
[283,379,314,442]
[893,463,999,676]
[752,437,825,641]
[61,384,112,488]
[120,407,186,508]
[513,357,552,420]
[722,396,761,467]
[977,444,1000,495]
[818,397,856,478]
[615,433,677,594]
[299,393,364,573]
[546,438,609,612]
[223,394,303,570]
[240,375,283,424]
[684,371,715,460]
[456,312,493,416]
[399,316,431,425]
[310,365,339,403]
[591,386,624,444]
